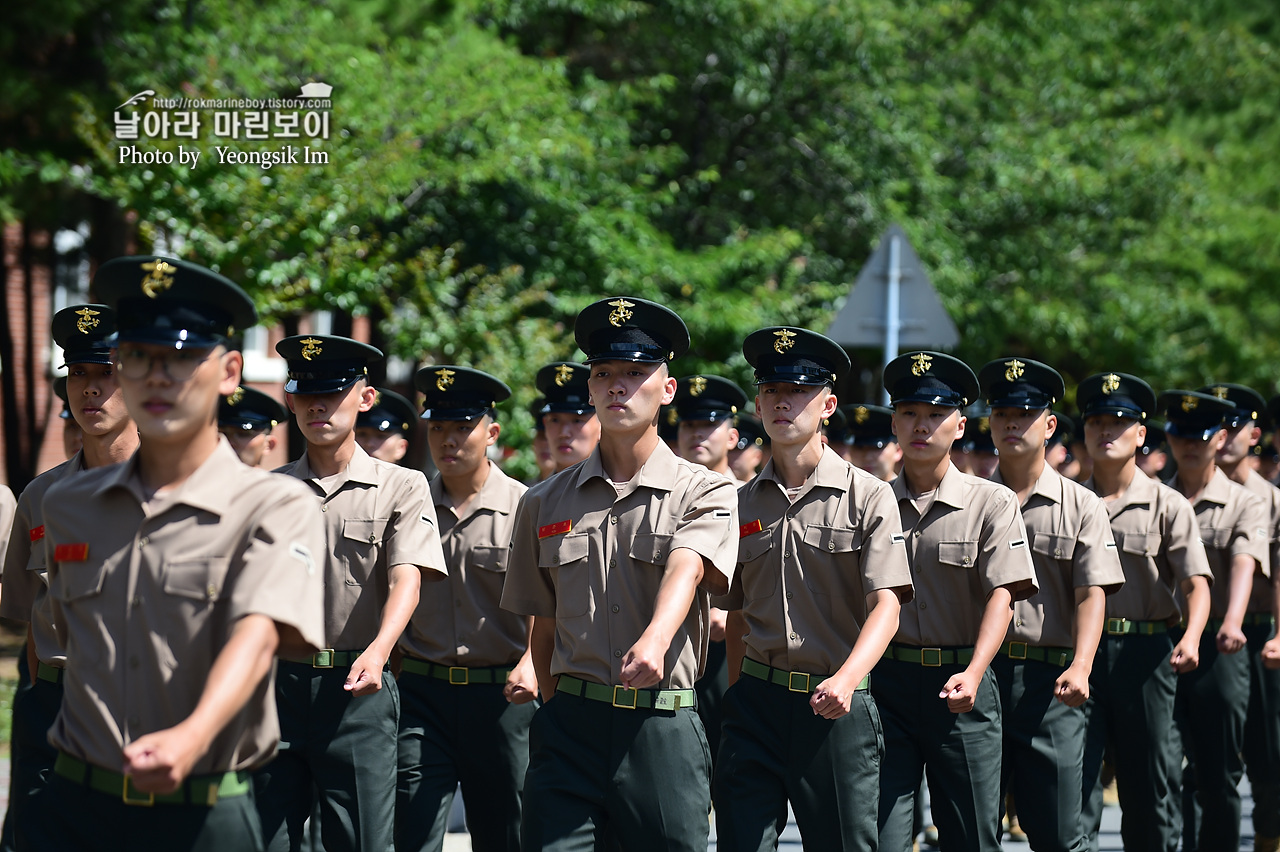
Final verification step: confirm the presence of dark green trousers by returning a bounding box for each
[872,657,1003,852]
[27,770,263,852]
[713,672,883,851]
[395,669,536,852]
[253,662,399,852]
[3,655,60,852]
[1082,632,1181,852]
[521,690,710,852]
[991,655,1087,852]
[1243,621,1280,839]
[695,639,729,767]
[1175,632,1249,852]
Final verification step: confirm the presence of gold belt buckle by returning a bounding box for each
[448,666,469,685]
[122,775,155,807]
[921,647,942,667]
[313,649,335,668]
[612,685,638,709]
[787,671,811,693]
[1007,641,1028,661]
[1105,618,1126,635]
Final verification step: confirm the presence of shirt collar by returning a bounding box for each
[431,461,521,516]
[756,444,851,493]
[574,440,678,494]
[293,442,380,489]
[1087,466,1157,510]
[892,461,968,508]
[95,437,243,517]
[992,463,1063,506]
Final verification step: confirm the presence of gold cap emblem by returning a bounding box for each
[140,259,176,298]
[226,386,245,406]
[74,307,101,334]
[1210,386,1229,400]
[372,390,383,406]
[299,338,323,361]
[607,299,635,327]
[1004,358,1025,382]
[689,376,708,397]
[1101,373,1121,395]
[1181,395,1198,412]
[910,352,933,377]
[773,329,797,354]
[554,364,574,387]
[666,407,679,426]
[435,368,456,392]
[854,406,869,424]
[978,416,990,433]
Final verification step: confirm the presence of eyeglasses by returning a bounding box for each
[114,346,216,382]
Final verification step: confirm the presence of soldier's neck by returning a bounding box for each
[441,459,490,510]
[901,453,951,493]
[136,424,220,495]
[1174,462,1216,503]
[305,432,358,478]
[598,428,659,482]
[1219,457,1250,486]
[770,436,825,489]
[81,423,140,470]
[1089,458,1136,500]
[996,452,1046,504]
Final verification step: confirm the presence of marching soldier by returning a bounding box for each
[979,357,1124,852]
[396,365,538,852]
[502,297,737,851]
[1078,373,1212,852]
[1160,389,1269,852]
[0,305,137,851]
[840,403,901,482]
[355,387,417,464]
[217,385,287,468]
[535,362,599,472]
[713,327,911,850]
[254,334,447,852]
[27,257,326,850]
[1201,383,1280,851]
[875,351,1037,852]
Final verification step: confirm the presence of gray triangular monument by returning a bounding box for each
[826,223,958,351]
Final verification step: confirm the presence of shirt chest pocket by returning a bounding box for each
[937,540,980,569]
[801,525,862,595]
[470,545,510,574]
[56,560,108,604]
[1207,527,1234,551]
[341,518,390,585]
[163,557,232,603]
[1032,533,1076,565]
[1118,531,1159,557]
[630,533,673,568]
[539,533,592,619]
[737,531,777,602]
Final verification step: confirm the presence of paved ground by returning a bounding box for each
[434,781,1262,851]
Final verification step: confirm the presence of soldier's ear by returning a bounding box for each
[218,348,243,397]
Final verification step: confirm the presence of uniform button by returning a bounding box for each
[786,592,794,600]
[321,504,328,513]
[368,534,376,543]
[789,632,798,640]
[614,650,622,658]
[1054,548,1063,557]
[783,550,790,559]
[611,605,620,613]
[206,583,217,599]
[914,530,922,537]
[609,559,616,569]
[962,556,972,566]
[1016,618,1024,627]
[610,516,617,525]
[130,596,142,608]
[919,602,927,609]
[129,655,139,669]
[138,536,148,547]
[828,542,835,551]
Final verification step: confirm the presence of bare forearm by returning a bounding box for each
[966,587,1014,677]
[640,549,704,648]
[1181,575,1211,643]
[369,564,421,660]
[181,614,279,756]
[531,616,557,698]
[1224,555,1257,627]
[1072,586,1107,668]
[837,589,900,681]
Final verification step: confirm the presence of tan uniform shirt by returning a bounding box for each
[401,463,528,667]
[43,439,326,773]
[278,445,447,649]
[992,466,1124,647]
[502,441,738,689]
[1,453,85,666]
[1083,471,1211,621]
[891,463,1038,646]
[1166,467,1269,618]
[721,446,913,675]
[1239,469,1280,613]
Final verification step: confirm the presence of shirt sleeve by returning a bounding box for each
[978,487,1038,601]
[0,491,36,622]
[858,478,913,601]
[1164,491,1213,586]
[226,478,328,651]
[384,470,448,579]
[1231,491,1270,576]
[670,472,738,593]
[1072,492,1125,593]
[500,489,558,618]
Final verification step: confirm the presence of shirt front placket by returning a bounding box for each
[123,496,166,744]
